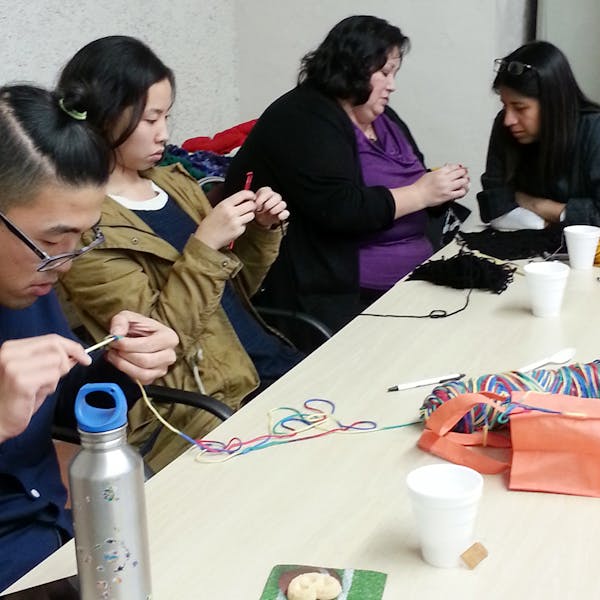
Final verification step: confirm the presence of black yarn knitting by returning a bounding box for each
[458,226,563,260]
[408,250,516,294]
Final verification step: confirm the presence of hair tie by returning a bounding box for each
[58,97,87,121]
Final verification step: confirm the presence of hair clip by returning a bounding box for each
[58,97,87,121]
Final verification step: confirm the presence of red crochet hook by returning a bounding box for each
[228,171,254,250]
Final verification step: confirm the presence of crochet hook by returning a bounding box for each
[227,171,254,250]
[84,334,122,355]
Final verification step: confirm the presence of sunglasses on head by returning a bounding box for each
[493,58,535,75]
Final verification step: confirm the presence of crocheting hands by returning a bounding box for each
[416,164,470,206]
[102,311,178,385]
[0,335,91,443]
[195,190,256,249]
[253,186,289,229]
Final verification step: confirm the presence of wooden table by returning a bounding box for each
[6,251,600,599]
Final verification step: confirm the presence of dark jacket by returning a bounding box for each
[477,111,600,225]
[0,291,134,591]
[225,82,450,332]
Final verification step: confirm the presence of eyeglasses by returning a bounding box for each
[0,212,105,272]
[493,58,535,75]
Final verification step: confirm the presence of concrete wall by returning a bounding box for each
[0,0,238,144]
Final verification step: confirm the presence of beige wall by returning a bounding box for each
[537,0,600,103]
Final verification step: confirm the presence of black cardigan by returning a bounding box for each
[224,82,436,331]
[477,110,600,225]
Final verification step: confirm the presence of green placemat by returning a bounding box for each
[259,564,387,599]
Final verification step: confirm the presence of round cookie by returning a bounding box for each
[287,572,342,600]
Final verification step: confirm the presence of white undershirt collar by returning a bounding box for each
[108,181,168,211]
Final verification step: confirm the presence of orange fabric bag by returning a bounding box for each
[418,391,600,497]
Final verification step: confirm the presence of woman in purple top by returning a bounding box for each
[355,112,431,297]
[225,16,470,333]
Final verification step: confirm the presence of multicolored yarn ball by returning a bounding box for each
[420,361,600,433]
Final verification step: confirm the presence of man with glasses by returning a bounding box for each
[0,212,106,273]
[0,190,180,591]
[0,83,179,591]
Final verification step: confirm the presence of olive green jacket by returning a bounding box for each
[59,164,282,469]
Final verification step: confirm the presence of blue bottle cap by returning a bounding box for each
[75,383,128,433]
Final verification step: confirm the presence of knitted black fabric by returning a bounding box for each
[458,226,563,260]
[408,250,516,294]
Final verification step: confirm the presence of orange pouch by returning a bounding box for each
[418,391,600,497]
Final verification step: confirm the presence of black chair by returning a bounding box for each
[197,175,227,208]
[144,385,233,421]
[53,385,233,479]
[255,306,333,354]
[52,385,233,447]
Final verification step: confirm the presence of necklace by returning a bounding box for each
[364,125,377,142]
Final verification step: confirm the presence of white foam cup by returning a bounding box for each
[406,463,483,568]
[564,225,600,270]
[523,261,569,317]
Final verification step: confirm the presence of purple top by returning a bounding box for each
[355,113,433,290]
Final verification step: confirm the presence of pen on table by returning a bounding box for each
[228,171,254,250]
[387,373,465,392]
[84,334,122,355]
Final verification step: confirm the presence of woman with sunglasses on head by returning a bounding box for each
[56,36,304,472]
[477,41,600,231]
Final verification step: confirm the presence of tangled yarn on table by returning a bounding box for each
[458,226,563,261]
[407,249,516,294]
[420,361,600,433]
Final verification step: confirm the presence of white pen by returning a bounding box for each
[387,373,465,392]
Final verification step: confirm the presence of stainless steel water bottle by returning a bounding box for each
[69,383,152,600]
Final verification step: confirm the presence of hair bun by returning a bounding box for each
[56,82,99,122]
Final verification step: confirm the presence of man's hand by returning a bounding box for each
[103,311,178,385]
[0,335,91,443]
